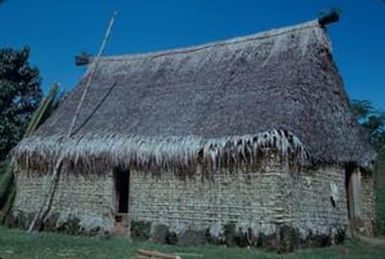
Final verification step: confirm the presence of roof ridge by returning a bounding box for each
[98,19,320,62]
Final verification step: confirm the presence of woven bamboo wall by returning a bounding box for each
[12,168,115,233]
[10,153,375,240]
[362,172,375,235]
[287,166,349,237]
[128,153,353,241]
[129,154,286,236]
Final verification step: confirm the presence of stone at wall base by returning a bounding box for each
[2,215,348,252]
[129,221,347,252]
[178,229,207,246]
[6,211,110,236]
[150,223,169,244]
[131,220,151,240]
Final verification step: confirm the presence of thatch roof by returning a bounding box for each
[13,20,375,173]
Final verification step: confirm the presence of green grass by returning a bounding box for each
[1,226,385,259]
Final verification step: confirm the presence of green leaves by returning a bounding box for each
[351,100,374,121]
[0,47,42,160]
[350,99,385,152]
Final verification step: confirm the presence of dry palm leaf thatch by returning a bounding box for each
[13,19,375,173]
[13,129,308,175]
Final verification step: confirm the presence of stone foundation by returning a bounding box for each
[130,220,346,252]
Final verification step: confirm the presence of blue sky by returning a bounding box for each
[1,0,384,110]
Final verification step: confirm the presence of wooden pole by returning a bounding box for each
[27,11,117,232]
[67,11,117,137]
[137,249,182,259]
[318,9,340,26]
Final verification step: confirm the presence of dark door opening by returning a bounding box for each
[345,164,354,221]
[114,168,130,214]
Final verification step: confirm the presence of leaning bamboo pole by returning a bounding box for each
[1,83,62,223]
[27,12,117,232]
[24,83,60,137]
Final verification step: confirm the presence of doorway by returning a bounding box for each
[345,164,363,231]
[114,168,130,214]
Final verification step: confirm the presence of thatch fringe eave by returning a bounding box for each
[12,129,314,175]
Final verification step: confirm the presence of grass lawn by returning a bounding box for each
[1,226,385,259]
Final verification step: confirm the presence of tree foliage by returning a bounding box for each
[0,47,42,160]
[351,99,385,152]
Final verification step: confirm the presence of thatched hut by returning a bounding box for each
[10,19,376,249]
